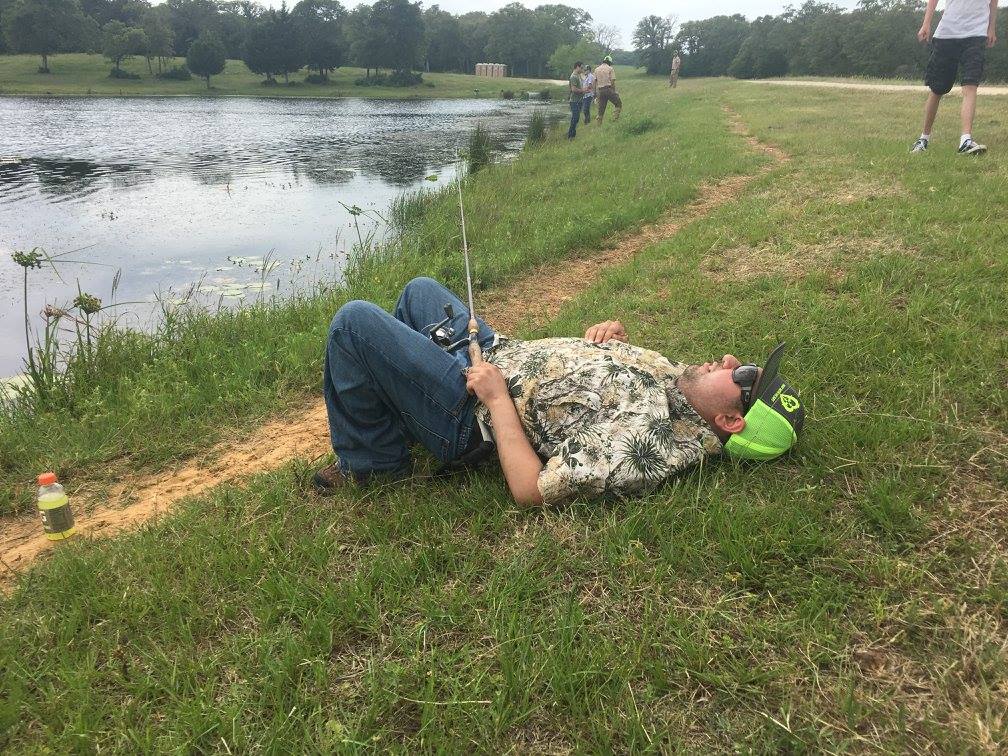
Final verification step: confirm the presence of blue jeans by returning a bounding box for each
[567,100,581,139]
[582,96,593,124]
[323,277,496,477]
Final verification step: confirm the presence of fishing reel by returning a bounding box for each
[424,303,470,353]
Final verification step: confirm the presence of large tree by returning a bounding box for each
[0,0,10,53]
[673,14,750,77]
[163,0,218,56]
[457,10,488,74]
[535,3,591,44]
[243,12,282,81]
[548,37,604,77]
[2,0,84,71]
[484,2,537,76]
[243,4,302,82]
[347,3,382,75]
[79,0,148,26]
[185,28,225,86]
[591,22,622,52]
[102,19,147,73]
[293,0,346,77]
[633,14,676,75]
[728,16,789,79]
[370,0,423,73]
[422,4,463,72]
[215,0,256,59]
[141,6,173,73]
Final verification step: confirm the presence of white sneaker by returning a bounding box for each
[910,138,928,153]
[957,138,987,155]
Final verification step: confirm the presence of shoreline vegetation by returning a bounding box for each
[0,54,566,99]
[1,73,1006,750]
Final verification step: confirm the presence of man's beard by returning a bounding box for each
[680,362,718,386]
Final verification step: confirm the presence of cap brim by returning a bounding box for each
[752,342,786,401]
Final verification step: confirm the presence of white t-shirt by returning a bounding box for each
[582,72,595,96]
[934,0,992,39]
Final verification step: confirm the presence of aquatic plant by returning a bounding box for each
[466,123,491,174]
[11,248,49,401]
[339,202,366,248]
[526,109,547,148]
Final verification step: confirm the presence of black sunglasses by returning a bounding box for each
[732,364,760,414]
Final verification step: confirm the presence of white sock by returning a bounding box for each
[920,133,930,142]
[960,133,971,146]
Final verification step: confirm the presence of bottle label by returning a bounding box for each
[41,503,74,534]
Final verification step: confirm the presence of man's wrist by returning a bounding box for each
[485,394,517,415]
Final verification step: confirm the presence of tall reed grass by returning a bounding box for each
[525,109,547,148]
[466,123,491,173]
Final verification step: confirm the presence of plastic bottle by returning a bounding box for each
[37,472,75,540]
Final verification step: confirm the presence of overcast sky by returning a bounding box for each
[410,1,862,50]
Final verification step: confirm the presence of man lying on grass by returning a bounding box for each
[315,277,805,506]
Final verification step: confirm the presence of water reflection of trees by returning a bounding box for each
[292,163,354,185]
[0,159,155,200]
[189,153,235,187]
[364,145,430,186]
[25,159,106,199]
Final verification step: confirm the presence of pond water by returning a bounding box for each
[0,95,558,377]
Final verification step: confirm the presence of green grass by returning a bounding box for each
[0,53,566,99]
[1,73,1006,751]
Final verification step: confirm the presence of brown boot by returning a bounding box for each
[613,107,621,121]
[312,462,348,495]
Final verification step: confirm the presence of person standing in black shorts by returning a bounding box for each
[911,0,999,155]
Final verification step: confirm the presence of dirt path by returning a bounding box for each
[0,109,788,590]
[748,79,1008,96]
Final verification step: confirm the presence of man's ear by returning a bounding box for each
[714,412,746,436]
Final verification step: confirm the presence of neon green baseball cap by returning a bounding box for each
[724,343,805,461]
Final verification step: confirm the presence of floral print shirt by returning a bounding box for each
[478,337,723,505]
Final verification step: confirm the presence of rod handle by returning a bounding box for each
[467,318,482,364]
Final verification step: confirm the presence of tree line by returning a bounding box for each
[0,0,633,84]
[633,1,1008,82]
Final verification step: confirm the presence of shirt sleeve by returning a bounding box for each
[537,422,707,506]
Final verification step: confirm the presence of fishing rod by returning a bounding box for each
[456,152,483,369]
[424,153,496,473]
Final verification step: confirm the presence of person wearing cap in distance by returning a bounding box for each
[315,277,805,506]
[594,55,622,124]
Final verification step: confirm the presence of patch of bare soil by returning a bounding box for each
[0,109,789,590]
[1,401,331,586]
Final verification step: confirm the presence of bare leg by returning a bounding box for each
[922,91,942,135]
[960,84,978,135]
